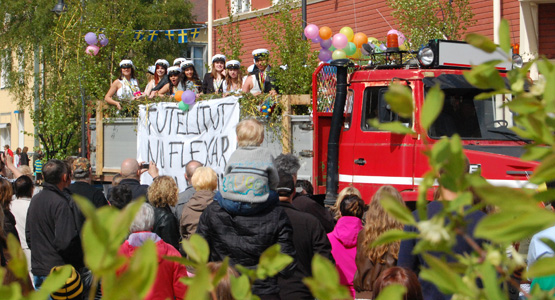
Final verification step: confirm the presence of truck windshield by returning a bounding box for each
[428,90,519,140]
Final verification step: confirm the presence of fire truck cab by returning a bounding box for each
[312,40,537,204]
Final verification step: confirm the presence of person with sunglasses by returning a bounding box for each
[104,60,142,110]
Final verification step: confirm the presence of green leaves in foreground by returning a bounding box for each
[385,83,414,119]
[303,254,352,300]
[420,254,471,297]
[465,33,498,53]
[256,244,294,280]
[420,85,444,131]
[375,284,406,300]
[102,240,158,300]
[75,195,144,275]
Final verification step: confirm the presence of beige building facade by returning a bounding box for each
[0,88,37,154]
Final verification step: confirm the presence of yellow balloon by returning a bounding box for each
[351,48,362,59]
[332,49,347,60]
[339,27,354,42]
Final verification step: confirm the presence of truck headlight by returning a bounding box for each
[418,47,434,66]
[512,54,523,68]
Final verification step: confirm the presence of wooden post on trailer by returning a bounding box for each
[280,94,311,154]
[96,101,104,176]
[281,95,292,153]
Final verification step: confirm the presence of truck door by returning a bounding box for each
[348,84,417,200]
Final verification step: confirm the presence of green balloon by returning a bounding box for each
[329,45,336,52]
[344,42,356,56]
[178,101,190,111]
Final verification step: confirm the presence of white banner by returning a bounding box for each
[137,97,240,191]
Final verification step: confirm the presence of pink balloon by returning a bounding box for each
[387,29,399,36]
[304,24,319,40]
[85,45,100,56]
[332,33,348,50]
[397,31,406,45]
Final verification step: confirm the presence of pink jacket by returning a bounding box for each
[118,232,188,300]
[327,216,363,298]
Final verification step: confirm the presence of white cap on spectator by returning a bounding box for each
[180,60,195,69]
[167,66,181,75]
[147,65,155,74]
[211,54,226,63]
[119,59,134,69]
[173,58,186,66]
[226,60,241,69]
[155,59,170,68]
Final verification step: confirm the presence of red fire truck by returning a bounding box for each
[311,39,537,205]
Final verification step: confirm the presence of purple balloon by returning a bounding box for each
[84,32,97,45]
[320,38,332,49]
[332,33,348,50]
[98,34,109,47]
[85,45,100,56]
[312,36,322,44]
[181,90,196,104]
[318,49,332,62]
[304,24,319,40]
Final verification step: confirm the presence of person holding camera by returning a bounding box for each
[118,158,159,201]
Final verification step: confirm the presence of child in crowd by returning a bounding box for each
[217,118,279,215]
[34,154,43,186]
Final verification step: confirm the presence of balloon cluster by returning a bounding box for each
[84,32,109,56]
[174,90,196,112]
[304,24,408,62]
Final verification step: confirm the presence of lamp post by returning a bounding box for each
[52,0,87,158]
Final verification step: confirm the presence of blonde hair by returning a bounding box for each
[191,167,218,191]
[236,119,264,147]
[225,67,243,91]
[147,176,178,207]
[17,165,33,178]
[207,262,239,300]
[362,185,405,264]
[331,186,362,220]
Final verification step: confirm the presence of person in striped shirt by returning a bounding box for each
[34,154,43,186]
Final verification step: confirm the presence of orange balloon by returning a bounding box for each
[174,90,184,102]
[319,26,332,40]
[353,32,368,48]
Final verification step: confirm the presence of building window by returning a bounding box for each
[18,111,24,148]
[538,3,555,59]
[188,45,207,75]
[1,49,11,89]
[231,0,250,14]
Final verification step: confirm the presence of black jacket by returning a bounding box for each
[293,195,336,233]
[68,181,109,209]
[201,73,224,94]
[251,66,278,94]
[20,152,29,166]
[151,75,169,92]
[397,201,486,300]
[197,201,296,296]
[152,204,181,251]
[26,183,83,276]
[278,202,333,299]
[118,178,149,201]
